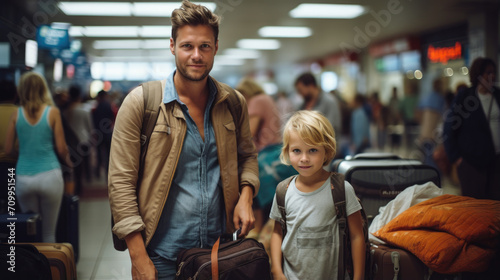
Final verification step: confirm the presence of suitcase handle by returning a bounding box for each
[351,152,401,160]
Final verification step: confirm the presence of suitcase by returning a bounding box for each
[332,153,441,221]
[56,194,79,262]
[30,242,77,280]
[0,243,52,280]
[370,244,428,280]
[0,212,42,243]
[176,237,271,280]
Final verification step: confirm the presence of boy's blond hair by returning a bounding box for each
[280,110,336,166]
[171,0,220,42]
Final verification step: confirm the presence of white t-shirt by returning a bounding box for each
[478,93,500,154]
[269,177,362,280]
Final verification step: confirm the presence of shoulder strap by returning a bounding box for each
[276,175,296,237]
[219,82,242,134]
[140,80,163,171]
[330,172,347,280]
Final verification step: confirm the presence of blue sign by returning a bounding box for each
[36,25,70,49]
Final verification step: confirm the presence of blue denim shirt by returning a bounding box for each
[149,71,225,261]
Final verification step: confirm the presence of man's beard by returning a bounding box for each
[176,59,212,82]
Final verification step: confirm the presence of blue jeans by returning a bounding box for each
[148,250,177,280]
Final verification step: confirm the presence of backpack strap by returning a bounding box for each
[330,172,347,280]
[219,82,242,135]
[275,175,296,237]
[139,80,163,170]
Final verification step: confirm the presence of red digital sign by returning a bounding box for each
[427,42,462,64]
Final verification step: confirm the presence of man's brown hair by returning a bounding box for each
[171,0,220,42]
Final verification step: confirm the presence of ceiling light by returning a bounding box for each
[69,26,85,37]
[258,26,312,38]
[93,40,170,49]
[142,40,170,49]
[223,48,261,59]
[290,4,365,19]
[132,2,216,17]
[140,26,172,37]
[93,40,142,49]
[236,39,281,50]
[84,26,139,37]
[58,2,132,16]
[59,2,216,17]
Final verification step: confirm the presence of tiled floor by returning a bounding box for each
[77,150,462,280]
[77,177,132,280]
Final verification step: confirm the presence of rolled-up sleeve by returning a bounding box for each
[108,87,146,239]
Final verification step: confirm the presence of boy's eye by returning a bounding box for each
[310,148,318,153]
[292,149,300,153]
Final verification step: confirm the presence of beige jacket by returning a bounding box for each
[108,78,259,246]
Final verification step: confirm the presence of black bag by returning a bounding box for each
[175,237,271,280]
[0,243,52,280]
[56,194,80,263]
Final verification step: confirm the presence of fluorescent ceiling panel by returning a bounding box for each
[140,26,172,37]
[223,48,261,59]
[84,26,139,37]
[70,26,171,38]
[236,39,280,50]
[59,2,216,17]
[290,4,365,19]
[142,40,170,49]
[215,57,245,66]
[93,40,169,49]
[58,2,132,16]
[68,26,85,37]
[93,40,142,49]
[133,2,216,17]
[258,26,312,38]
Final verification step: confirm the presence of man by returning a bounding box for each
[294,73,342,142]
[108,1,259,280]
[62,84,92,195]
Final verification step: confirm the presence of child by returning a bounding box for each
[269,110,366,280]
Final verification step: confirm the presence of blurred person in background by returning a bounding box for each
[444,57,500,201]
[294,72,342,143]
[350,94,371,155]
[236,77,296,238]
[0,80,19,211]
[63,84,93,195]
[399,83,420,149]
[417,78,446,170]
[275,91,295,124]
[236,77,281,152]
[4,72,72,242]
[92,90,115,180]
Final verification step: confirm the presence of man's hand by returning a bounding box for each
[125,232,158,280]
[131,255,157,280]
[233,185,255,236]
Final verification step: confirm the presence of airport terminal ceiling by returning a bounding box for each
[2,0,496,78]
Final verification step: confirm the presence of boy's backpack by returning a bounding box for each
[112,79,243,251]
[275,172,371,280]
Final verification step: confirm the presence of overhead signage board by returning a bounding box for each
[36,25,70,50]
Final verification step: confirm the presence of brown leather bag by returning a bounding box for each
[175,237,271,280]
